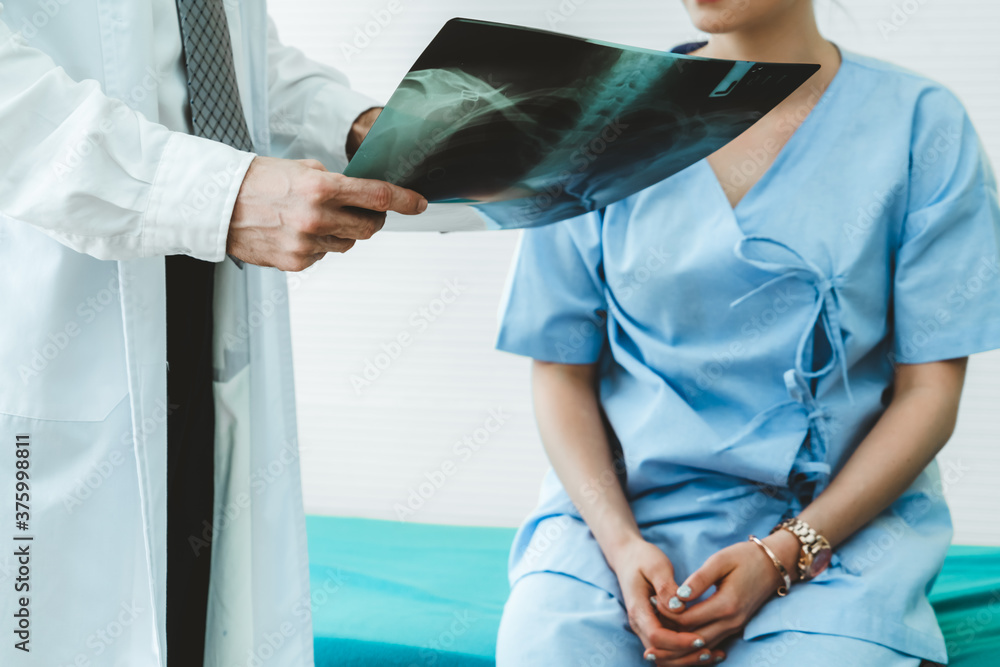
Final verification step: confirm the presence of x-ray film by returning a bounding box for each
[344,18,820,231]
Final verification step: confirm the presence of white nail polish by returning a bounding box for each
[714,656,725,664]
[693,638,706,648]
[649,595,659,607]
[668,596,683,611]
[699,653,711,662]
[644,653,658,662]
[677,584,692,598]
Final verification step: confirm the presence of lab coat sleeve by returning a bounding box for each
[0,15,254,262]
[266,17,377,173]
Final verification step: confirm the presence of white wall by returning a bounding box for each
[272,0,1000,545]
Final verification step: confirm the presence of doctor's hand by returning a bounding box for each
[665,532,801,656]
[346,106,382,159]
[227,156,427,272]
[608,538,724,666]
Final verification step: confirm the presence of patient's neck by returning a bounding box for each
[695,4,834,66]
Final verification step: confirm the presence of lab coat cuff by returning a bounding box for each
[308,82,379,173]
[144,132,255,262]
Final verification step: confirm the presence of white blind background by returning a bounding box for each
[270,0,1000,545]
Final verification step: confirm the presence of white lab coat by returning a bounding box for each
[0,1,373,665]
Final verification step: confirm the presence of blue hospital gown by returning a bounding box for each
[495,48,1000,664]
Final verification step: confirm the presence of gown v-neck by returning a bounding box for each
[702,45,850,216]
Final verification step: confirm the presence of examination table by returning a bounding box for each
[307,516,1000,666]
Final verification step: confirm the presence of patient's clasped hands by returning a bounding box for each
[611,532,801,665]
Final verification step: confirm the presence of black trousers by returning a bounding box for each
[165,255,216,666]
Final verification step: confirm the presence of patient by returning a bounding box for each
[493,0,1000,665]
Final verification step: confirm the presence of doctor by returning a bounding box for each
[0,1,426,666]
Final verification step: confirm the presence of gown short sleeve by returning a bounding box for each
[892,87,1000,364]
[496,211,608,364]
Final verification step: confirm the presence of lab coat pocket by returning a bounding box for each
[0,217,129,422]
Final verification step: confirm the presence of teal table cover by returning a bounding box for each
[307,516,1000,666]
[927,545,1000,665]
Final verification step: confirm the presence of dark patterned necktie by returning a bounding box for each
[167,3,252,666]
[175,0,254,151]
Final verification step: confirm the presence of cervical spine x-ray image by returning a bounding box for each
[344,18,819,230]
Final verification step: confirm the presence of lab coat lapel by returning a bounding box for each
[118,255,169,665]
[245,266,315,665]
[99,1,170,660]
[100,1,227,661]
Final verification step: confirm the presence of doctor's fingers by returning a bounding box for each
[274,229,355,272]
[314,235,357,254]
[308,205,387,241]
[317,173,428,217]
